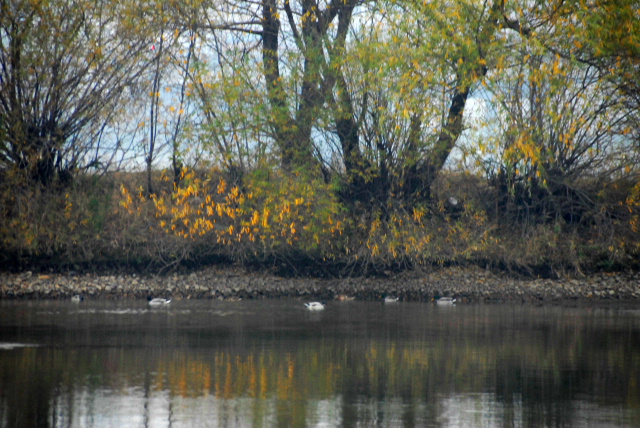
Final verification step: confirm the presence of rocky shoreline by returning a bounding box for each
[2,265,640,305]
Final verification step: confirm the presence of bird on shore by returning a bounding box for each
[435,296,456,305]
[148,297,171,306]
[71,294,84,303]
[304,301,325,311]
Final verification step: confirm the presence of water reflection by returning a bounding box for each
[1,300,639,427]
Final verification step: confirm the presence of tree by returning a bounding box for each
[187,0,364,175]
[469,0,640,226]
[546,0,640,134]
[0,0,152,187]
[324,0,528,209]
[481,49,634,225]
[263,0,365,172]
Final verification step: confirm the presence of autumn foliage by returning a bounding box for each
[1,0,639,276]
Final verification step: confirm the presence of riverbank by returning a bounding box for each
[2,265,640,304]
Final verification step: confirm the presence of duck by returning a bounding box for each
[383,296,399,303]
[435,296,456,305]
[148,297,171,306]
[71,294,84,303]
[335,294,355,302]
[304,301,325,311]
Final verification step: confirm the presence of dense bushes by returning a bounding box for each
[1,165,638,277]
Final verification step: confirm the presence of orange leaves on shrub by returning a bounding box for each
[119,168,347,259]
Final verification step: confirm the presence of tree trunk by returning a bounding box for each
[262,0,297,169]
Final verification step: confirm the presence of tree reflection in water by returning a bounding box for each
[0,300,639,427]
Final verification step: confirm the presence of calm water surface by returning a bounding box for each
[1,299,639,427]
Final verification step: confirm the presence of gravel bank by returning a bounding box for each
[2,266,640,304]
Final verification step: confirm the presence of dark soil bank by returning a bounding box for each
[2,265,640,304]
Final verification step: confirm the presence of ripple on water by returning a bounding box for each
[0,342,40,350]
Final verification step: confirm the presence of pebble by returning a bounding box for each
[0,266,639,304]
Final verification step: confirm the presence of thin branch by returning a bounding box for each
[284,0,302,43]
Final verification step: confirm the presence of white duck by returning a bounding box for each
[435,296,456,305]
[304,301,325,311]
[148,297,171,306]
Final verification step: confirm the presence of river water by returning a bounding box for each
[0,299,639,427]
